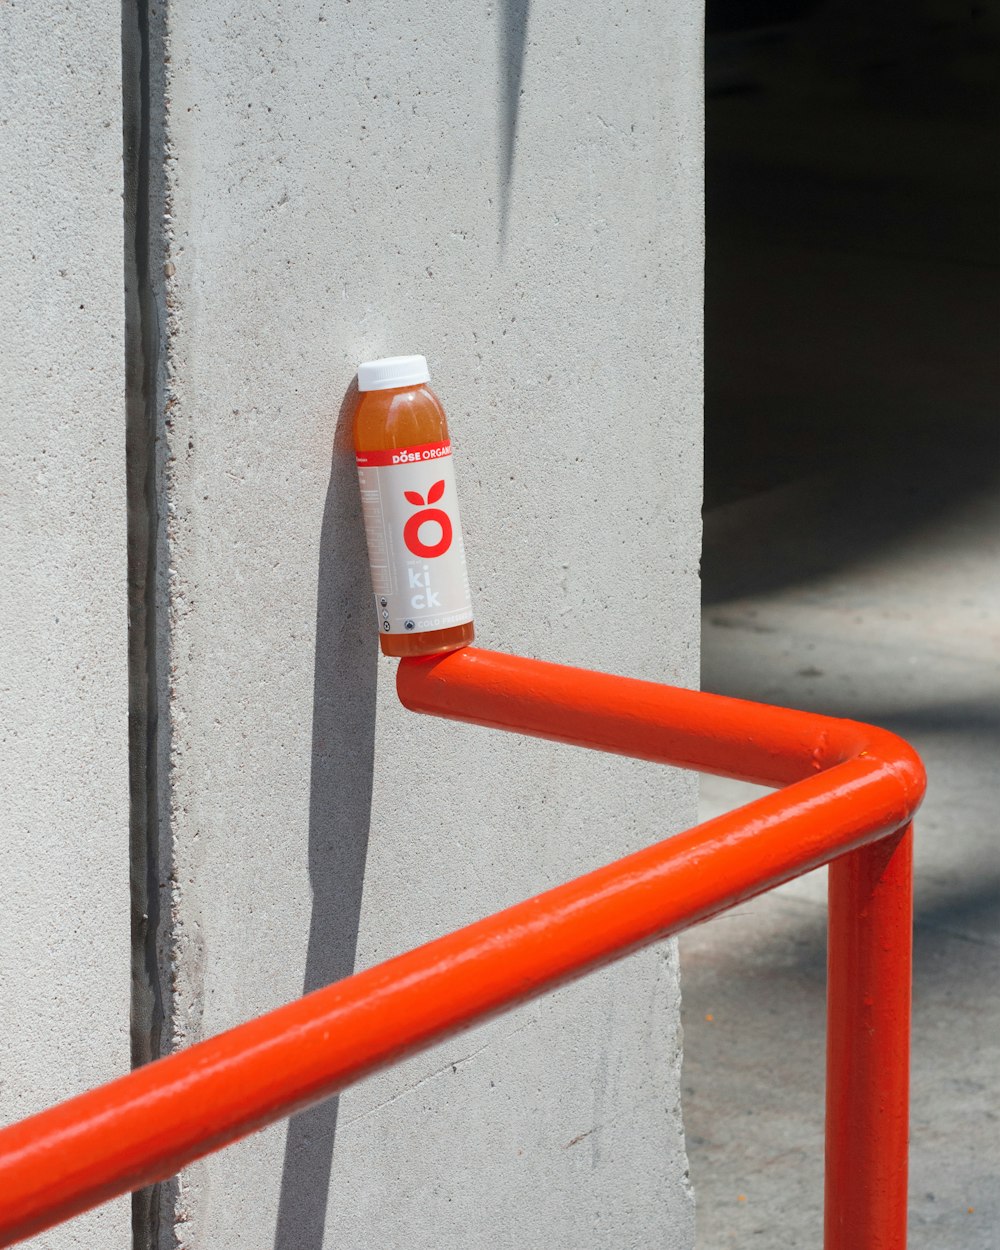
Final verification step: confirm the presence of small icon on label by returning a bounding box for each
[382,620,391,631]
[402,481,453,559]
[404,619,416,631]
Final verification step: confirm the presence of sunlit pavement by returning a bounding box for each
[682,470,1000,1248]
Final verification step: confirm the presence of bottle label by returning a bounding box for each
[355,440,474,636]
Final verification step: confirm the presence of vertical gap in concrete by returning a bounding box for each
[123,2,168,1247]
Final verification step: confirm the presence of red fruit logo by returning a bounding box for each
[402,480,453,558]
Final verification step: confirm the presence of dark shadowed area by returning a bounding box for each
[273,383,377,1250]
[684,4,1000,1247]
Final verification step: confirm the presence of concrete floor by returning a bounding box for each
[682,469,1000,1248]
[683,21,999,1246]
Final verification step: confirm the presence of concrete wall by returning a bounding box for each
[0,0,701,1245]
[150,3,702,1247]
[0,5,131,1248]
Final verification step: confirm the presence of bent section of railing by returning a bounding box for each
[0,646,924,1249]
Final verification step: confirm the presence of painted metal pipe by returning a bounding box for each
[400,649,924,1249]
[394,646,920,791]
[826,825,914,1250]
[0,647,924,1248]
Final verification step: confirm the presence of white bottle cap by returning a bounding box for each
[357,354,431,392]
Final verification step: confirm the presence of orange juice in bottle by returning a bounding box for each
[353,355,475,657]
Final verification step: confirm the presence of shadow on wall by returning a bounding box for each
[273,381,377,1250]
[499,0,530,249]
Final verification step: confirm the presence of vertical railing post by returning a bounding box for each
[825,822,914,1249]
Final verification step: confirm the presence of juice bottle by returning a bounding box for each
[353,355,475,657]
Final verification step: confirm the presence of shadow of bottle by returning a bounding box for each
[273,381,377,1250]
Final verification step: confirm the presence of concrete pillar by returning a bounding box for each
[0,5,130,1248]
[152,2,702,1246]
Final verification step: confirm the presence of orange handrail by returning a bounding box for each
[0,646,924,1249]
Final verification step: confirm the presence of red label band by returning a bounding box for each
[355,441,452,468]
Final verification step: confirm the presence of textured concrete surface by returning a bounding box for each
[0,5,130,1248]
[151,3,702,1247]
